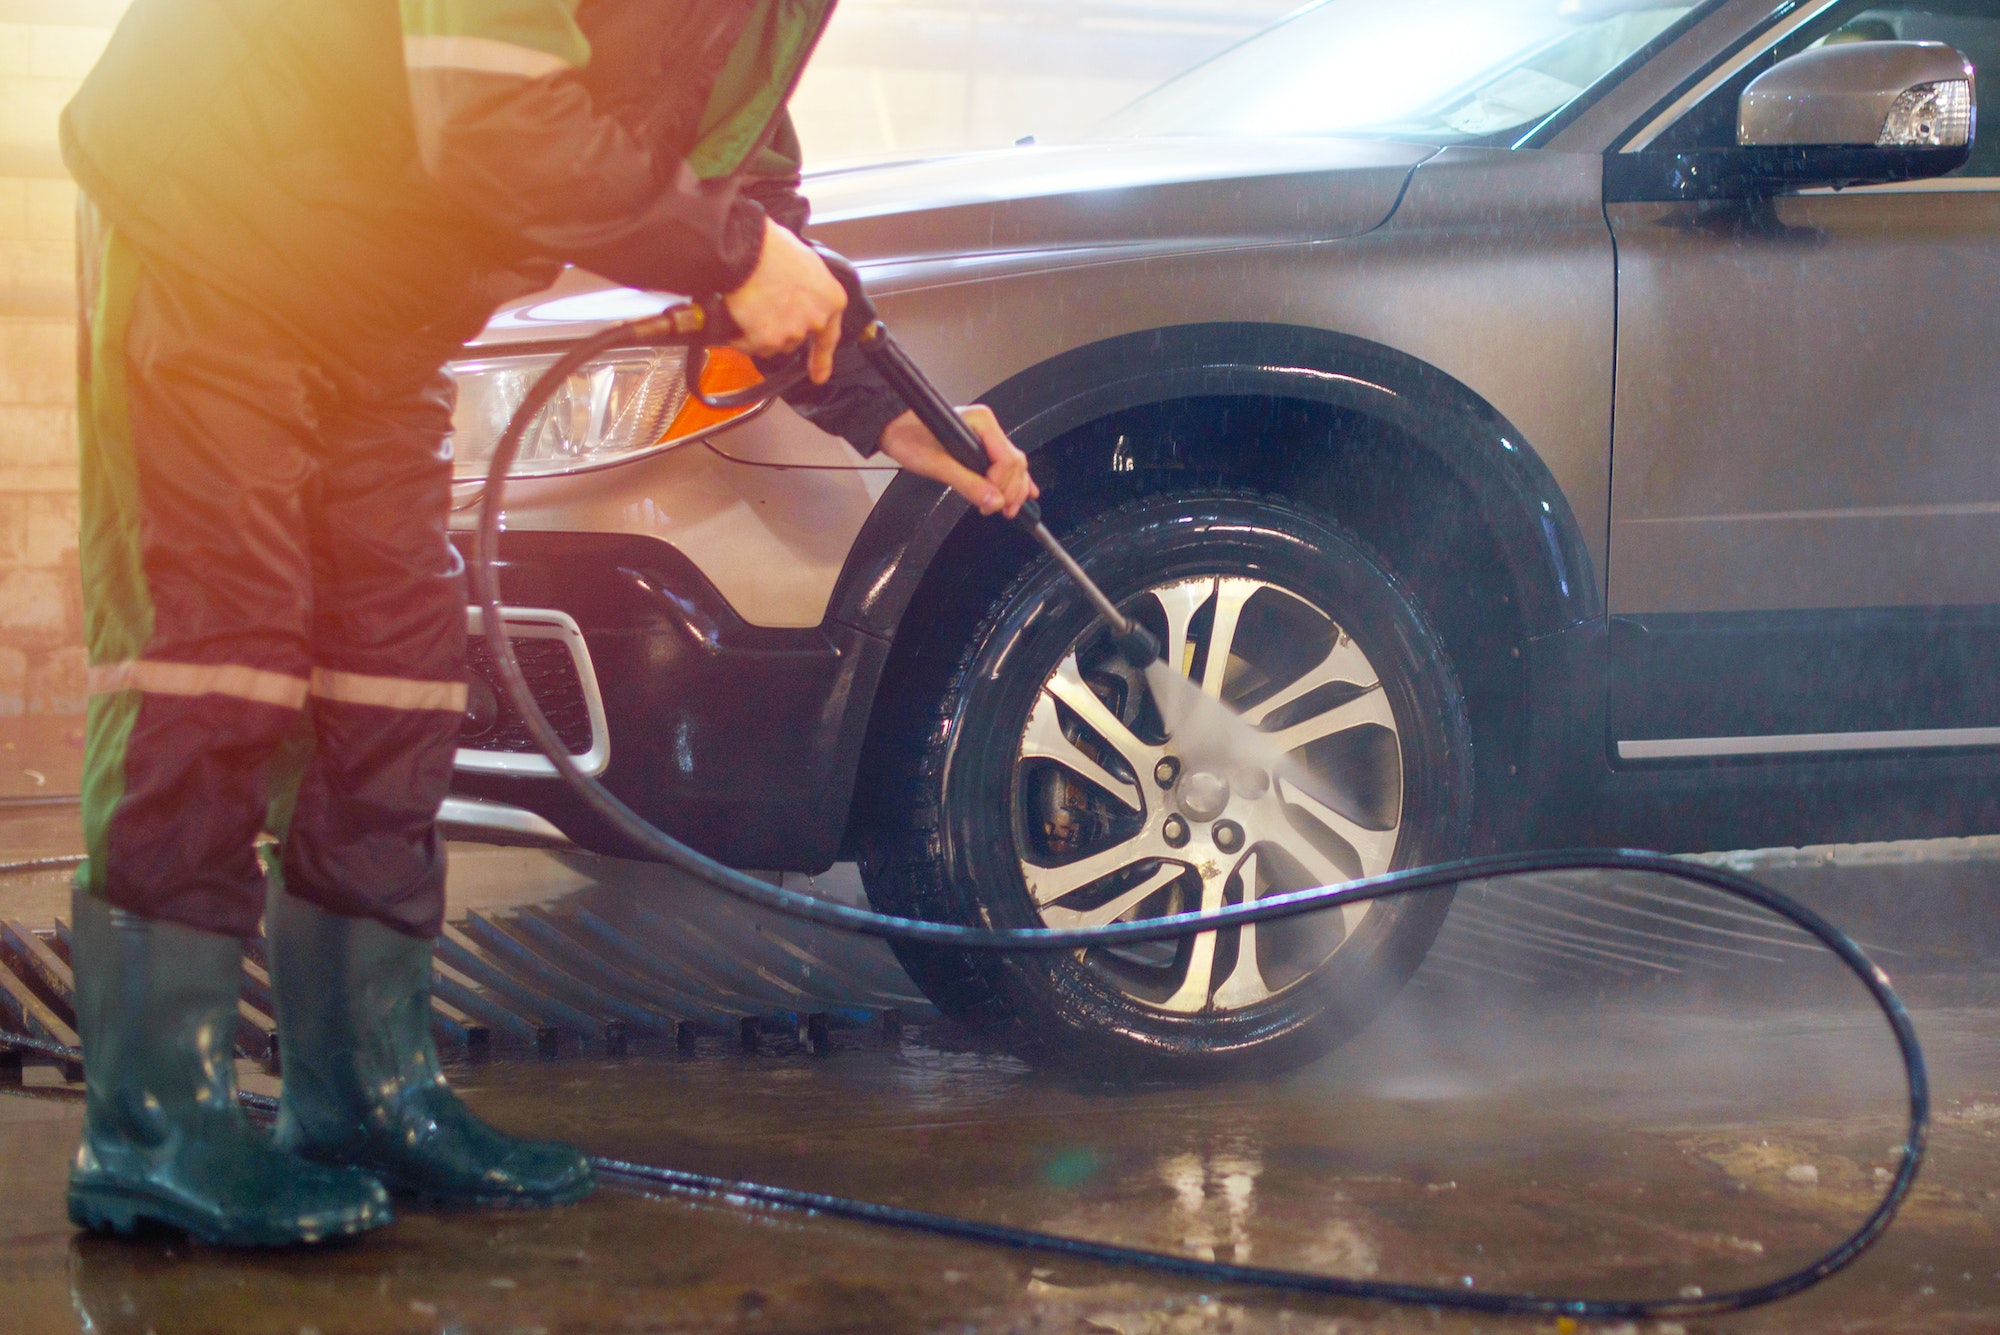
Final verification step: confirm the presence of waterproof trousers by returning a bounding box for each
[76,200,467,940]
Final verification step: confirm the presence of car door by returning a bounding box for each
[1605,0,2000,765]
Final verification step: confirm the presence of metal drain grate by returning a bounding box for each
[0,855,932,1077]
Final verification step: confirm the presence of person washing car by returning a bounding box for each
[57,0,1038,1247]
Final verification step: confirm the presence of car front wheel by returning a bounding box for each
[860,491,1473,1080]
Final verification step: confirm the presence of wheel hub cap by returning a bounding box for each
[1177,770,1231,822]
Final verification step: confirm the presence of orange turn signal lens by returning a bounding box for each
[661,348,765,443]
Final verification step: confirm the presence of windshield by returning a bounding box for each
[1102,0,1707,144]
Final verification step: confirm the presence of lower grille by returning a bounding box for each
[463,635,593,756]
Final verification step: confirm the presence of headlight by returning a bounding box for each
[448,346,764,480]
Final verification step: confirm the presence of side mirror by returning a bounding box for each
[1739,40,1975,149]
[1606,39,1975,202]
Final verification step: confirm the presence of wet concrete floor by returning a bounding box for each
[0,997,1994,1333]
[2,820,1996,1334]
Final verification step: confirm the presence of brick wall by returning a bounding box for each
[0,7,110,732]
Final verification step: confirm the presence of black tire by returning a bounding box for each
[859,492,1472,1080]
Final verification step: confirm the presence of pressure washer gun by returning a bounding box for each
[690,244,1162,671]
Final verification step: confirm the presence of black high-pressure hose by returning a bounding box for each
[0,257,1923,1322]
[449,256,1932,1320]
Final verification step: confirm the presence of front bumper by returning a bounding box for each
[447,530,888,871]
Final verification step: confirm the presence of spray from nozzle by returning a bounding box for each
[1024,522,1290,774]
[1140,658,1298,778]
[1122,627,1274,774]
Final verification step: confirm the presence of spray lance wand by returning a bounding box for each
[454,246,1929,1322]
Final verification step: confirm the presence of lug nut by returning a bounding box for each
[1154,756,1182,788]
[1235,767,1270,800]
[1162,814,1191,848]
[1212,820,1245,853]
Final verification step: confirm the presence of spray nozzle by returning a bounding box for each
[1114,620,1162,669]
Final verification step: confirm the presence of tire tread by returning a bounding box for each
[856,489,1471,1074]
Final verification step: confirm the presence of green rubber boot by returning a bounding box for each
[66,887,392,1246]
[266,889,595,1208]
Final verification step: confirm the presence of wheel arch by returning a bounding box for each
[831,322,1600,639]
[831,322,1604,855]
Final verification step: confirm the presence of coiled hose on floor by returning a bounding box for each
[455,301,1931,1321]
[0,297,1929,1323]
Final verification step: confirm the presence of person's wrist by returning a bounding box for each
[875,409,920,452]
[719,207,774,301]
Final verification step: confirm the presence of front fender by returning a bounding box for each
[827,322,1602,644]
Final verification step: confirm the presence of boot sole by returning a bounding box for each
[327,1157,597,1211]
[69,1182,391,1247]
[369,1168,598,1210]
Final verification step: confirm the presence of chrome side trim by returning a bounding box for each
[1623,0,1845,153]
[1797,175,2000,194]
[437,795,573,846]
[1619,725,2000,761]
[1685,832,2000,871]
[456,606,611,778]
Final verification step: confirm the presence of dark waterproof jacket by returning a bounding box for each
[61,0,901,450]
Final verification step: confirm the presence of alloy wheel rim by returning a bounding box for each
[1012,575,1406,1014]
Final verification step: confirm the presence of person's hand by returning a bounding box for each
[876,406,1040,519]
[721,218,845,384]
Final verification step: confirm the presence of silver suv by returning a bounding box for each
[443,0,1999,1076]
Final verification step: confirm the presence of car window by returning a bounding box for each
[1099,0,1712,146]
[1651,0,2000,176]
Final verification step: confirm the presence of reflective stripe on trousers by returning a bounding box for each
[76,200,466,940]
